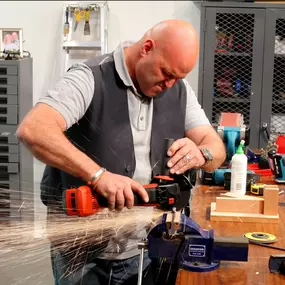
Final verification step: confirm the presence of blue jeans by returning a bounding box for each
[50,244,179,285]
[50,244,156,285]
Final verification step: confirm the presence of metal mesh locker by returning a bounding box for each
[213,13,254,126]
[270,18,285,142]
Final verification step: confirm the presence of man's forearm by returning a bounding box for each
[17,124,101,183]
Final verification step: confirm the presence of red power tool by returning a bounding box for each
[62,138,193,217]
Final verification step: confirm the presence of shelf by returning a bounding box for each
[275,54,285,58]
[62,41,101,48]
[272,98,285,104]
[215,52,252,57]
[213,97,250,103]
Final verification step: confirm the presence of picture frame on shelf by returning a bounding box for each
[0,28,23,56]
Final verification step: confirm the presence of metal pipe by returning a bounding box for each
[137,247,145,285]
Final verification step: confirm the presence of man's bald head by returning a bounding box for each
[125,19,199,97]
[143,19,199,72]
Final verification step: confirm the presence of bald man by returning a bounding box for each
[17,20,226,285]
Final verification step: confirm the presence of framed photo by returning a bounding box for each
[0,28,23,55]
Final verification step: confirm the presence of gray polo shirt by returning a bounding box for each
[39,41,210,186]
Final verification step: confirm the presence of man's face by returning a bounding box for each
[134,41,191,97]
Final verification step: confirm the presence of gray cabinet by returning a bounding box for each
[0,58,34,222]
[198,2,285,149]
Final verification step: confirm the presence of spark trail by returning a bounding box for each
[0,186,165,283]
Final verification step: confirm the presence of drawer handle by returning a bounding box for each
[0,88,7,95]
[0,156,9,163]
[0,78,7,84]
[0,68,7,75]
[0,137,8,144]
[0,117,7,124]
[0,146,8,152]
[0,184,10,190]
[0,107,7,115]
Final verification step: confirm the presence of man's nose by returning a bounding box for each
[164,79,177,88]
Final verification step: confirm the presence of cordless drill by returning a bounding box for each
[62,138,193,217]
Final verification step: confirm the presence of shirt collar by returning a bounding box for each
[113,41,145,99]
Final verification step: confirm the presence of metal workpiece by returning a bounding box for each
[137,238,148,285]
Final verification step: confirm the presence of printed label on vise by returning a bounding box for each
[188,245,206,257]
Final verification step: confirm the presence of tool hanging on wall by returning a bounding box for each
[84,8,91,35]
[73,8,85,32]
[60,1,108,75]
[63,7,70,37]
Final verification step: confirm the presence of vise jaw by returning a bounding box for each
[147,213,249,272]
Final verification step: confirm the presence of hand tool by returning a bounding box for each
[63,7,70,37]
[201,112,250,186]
[250,183,265,196]
[215,112,250,162]
[84,8,90,35]
[201,168,260,191]
[62,138,193,217]
[136,211,249,285]
[73,8,85,32]
[268,149,285,183]
[269,255,285,276]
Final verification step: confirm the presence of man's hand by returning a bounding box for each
[95,171,149,211]
[167,138,205,174]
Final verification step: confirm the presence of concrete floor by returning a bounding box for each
[0,242,54,285]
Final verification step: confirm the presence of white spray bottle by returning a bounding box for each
[230,139,248,196]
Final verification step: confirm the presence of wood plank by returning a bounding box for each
[210,202,279,223]
[263,187,279,216]
[216,196,264,214]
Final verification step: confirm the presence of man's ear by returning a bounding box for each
[140,39,155,57]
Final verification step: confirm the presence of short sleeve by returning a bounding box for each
[38,63,95,129]
[183,79,211,132]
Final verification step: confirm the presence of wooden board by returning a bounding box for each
[210,202,279,223]
[216,196,264,214]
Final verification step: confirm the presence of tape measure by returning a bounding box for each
[250,183,265,196]
[244,232,277,244]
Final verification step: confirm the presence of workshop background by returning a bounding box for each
[0,0,201,230]
[2,0,285,284]
[0,1,201,284]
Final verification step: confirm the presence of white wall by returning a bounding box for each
[0,1,202,228]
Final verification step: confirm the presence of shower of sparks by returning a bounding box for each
[0,186,165,284]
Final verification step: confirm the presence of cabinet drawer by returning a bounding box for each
[0,76,18,85]
[0,125,18,144]
[0,66,18,76]
[0,173,20,192]
[0,163,19,174]
[0,84,17,95]
[0,112,18,125]
[0,144,19,153]
[0,153,19,163]
[0,95,18,105]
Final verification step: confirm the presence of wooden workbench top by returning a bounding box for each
[176,176,285,285]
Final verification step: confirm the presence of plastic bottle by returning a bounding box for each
[230,140,248,196]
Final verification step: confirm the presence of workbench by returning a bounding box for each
[176,176,285,285]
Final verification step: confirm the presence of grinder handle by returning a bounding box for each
[94,184,158,208]
[161,138,175,176]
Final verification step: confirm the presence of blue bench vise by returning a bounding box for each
[137,211,249,285]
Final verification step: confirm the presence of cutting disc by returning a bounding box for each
[244,232,277,244]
